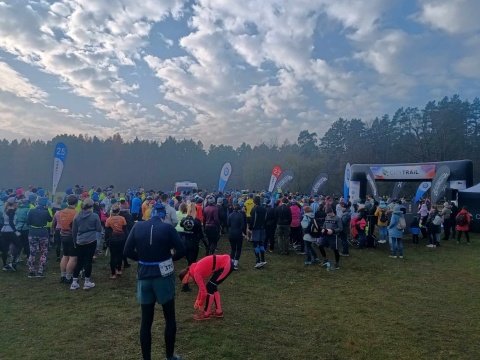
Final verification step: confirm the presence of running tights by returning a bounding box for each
[319,247,340,263]
[140,299,176,360]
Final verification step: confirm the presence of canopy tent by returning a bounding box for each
[458,183,480,233]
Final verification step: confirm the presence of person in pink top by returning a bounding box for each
[289,199,303,253]
[179,254,234,321]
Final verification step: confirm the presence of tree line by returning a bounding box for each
[1,95,478,195]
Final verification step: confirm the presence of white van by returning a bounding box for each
[174,181,198,194]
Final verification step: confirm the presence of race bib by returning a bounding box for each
[159,258,174,277]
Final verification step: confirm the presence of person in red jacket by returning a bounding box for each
[179,254,234,320]
[455,206,471,244]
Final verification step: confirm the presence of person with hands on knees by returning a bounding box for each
[124,202,185,360]
[179,254,234,321]
[318,206,343,270]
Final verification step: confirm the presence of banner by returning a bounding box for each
[349,181,360,202]
[310,172,328,196]
[431,166,451,205]
[413,182,431,203]
[343,163,351,201]
[52,142,67,196]
[273,169,295,193]
[370,164,436,180]
[391,181,405,199]
[218,162,232,191]
[449,180,466,191]
[366,167,381,201]
[268,165,282,192]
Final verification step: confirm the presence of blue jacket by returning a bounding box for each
[124,217,185,280]
[388,210,404,239]
[131,196,142,214]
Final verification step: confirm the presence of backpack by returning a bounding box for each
[181,216,195,232]
[59,208,77,232]
[379,211,387,223]
[396,216,407,230]
[456,213,467,226]
[310,218,321,238]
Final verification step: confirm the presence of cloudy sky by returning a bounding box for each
[0,0,478,147]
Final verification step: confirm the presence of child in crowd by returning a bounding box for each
[410,216,420,244]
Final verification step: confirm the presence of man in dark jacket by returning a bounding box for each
[274,197,292,255]
[124,203,185,360]
[249,197,267,268]
[319,206,343,270]
[264,199,276,252]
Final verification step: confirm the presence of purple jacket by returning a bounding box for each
[203,205,219,228]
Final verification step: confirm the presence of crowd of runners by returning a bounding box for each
[0,184,473,360]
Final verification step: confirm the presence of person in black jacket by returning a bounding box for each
[250,197,267,268]
[124,203,185,360]
[119,207,134,268]
[264,199,276,252]
[274,197,292,255]
[227,204,246,270]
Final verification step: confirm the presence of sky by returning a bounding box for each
[0,0,479,147]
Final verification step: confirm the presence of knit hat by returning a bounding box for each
[91,193,100,202]
[38,197,48,207]
[28,194,37,203]
[82,198,94,208]
[6,197,17,204]
[37,189,45,197]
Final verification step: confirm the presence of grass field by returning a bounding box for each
[1,234,479,360]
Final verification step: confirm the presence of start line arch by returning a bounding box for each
[348,160,473,202]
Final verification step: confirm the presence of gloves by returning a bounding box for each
[15,231,21,237]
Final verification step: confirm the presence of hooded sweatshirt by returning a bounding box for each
[301,212,316,242]
[72,210,102,245]
[418,204,429,218]
[388,206,404,239]
[455,209,471,232]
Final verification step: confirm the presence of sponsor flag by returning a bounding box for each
[392,181,405,199]
[52,142,67,196]
[273,169,295,193]
[218,162,232,191]
[414,182,431,203]
[268,165,282,192]
[430,166,451,205]
[343,163,351,201]
[366,167,381,201]
[311,173,328,196]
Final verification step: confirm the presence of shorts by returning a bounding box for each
[61,236,77,257]
[251,229,266,243]
[319,235,340,250]
[137,275,176,305]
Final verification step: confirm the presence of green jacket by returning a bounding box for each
[16,203,30,231]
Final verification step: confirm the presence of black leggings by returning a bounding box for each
[140,299,176,360]
[19,230,30,257]
[229,236,243,261]
[110,237,125,275]
[183,234,199,266]
[457,231,470,242]
[1,232,21,266]
[54,230,61,258]
[73,241,97,278]
[318,247,340,263]
[205,226,219,256]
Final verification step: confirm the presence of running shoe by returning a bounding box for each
[28,272,36,278]
[110,274,117,280]
[389,255,397,258]
[260,261,267,266]
[193,312,212,321]
[83,280,96,290]
[334,263,340,270]
[70,282,80,290]
[2,264,16,271]
[210,311,224,318]
[60,276,66,283]
[340,253,350,257]
[399,256,404,259]
[254,262,262,268]
[116,270,123,275]
[304,261,312,265]
[65,278,73,285]
[36,272,45,278]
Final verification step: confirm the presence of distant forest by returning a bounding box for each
[1,95,479,195]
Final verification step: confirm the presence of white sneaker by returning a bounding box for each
[260,261,267,266]
[83,280,96,290]
[399,256,404,259]
[378,240,386,244]
[70,282,80,290]
[254,263,262,268]
[426,244,434,248]
[389,255,397,259]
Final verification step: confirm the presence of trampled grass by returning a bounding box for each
[1,235,479,360]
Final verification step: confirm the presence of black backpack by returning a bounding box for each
[181,216,195,232]
[379,211,387,223]
[310,218,321,237]
[456,214,467,226]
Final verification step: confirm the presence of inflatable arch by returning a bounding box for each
[348,160,473,202]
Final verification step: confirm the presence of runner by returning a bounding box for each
[179,254,234,320]
[203,196,220,256]
[227,204,246,270]
[58,195,78,284]
[1,197,21,271]
[71,198,101,290]
[319,206,343,270]
[249,196,267,268]
[124,202,185,360]
[27,197,53,277]
[105,205,128,279]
